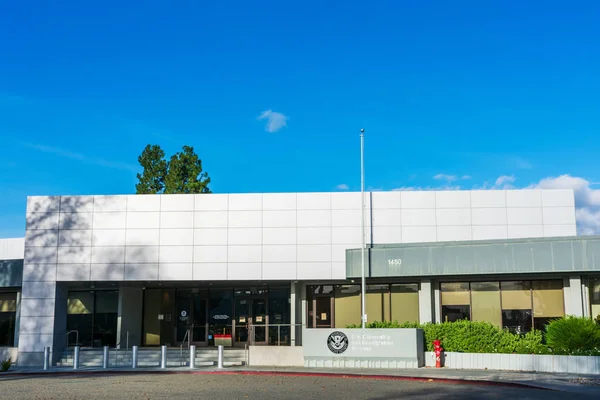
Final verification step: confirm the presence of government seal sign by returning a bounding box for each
[327,331,349,354]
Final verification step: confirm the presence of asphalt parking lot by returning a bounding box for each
[0,373,593,400]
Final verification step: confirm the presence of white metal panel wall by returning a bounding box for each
[0,238,25,260]
[21,189,576,283]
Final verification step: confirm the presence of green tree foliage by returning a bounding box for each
[135,144,211,194]
[165,145,211,194]
[545,316,600,356]
[136,145,168,194]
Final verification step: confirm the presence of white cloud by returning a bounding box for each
[257,110,288,133]
[529,174,600,235]
[393,184,461,191]
[336,184,350,191]
[433,174,457,182]
[494,175,516,189]
[22,143,138,172]
[433,174,471,182]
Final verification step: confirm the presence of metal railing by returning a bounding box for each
[248,323,305,346]
[179,329,190,366]
[66,330,79,347]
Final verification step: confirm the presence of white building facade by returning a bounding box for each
[2,189,599,366]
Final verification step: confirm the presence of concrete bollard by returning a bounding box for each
[103,346,109,369]
[132,346,138,369]
[217,345,224,369]
[189,345,196,369]
[43,347,50,370]
[160,345,167,369]
[73,346,80,370]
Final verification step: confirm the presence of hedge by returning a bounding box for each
[346,320,549,354]
[347,317,600,355]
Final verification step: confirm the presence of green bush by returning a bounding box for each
[595,314,600,326]
[0,357,11,372]
[346,320,550,354]
[545,316,600,356]
[514,330,550,355]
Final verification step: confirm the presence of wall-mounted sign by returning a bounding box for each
[388,258,402,266]
[212,314,229,320]
[255,316,263,323]
[180,310,187,317]
[327,331,349,354]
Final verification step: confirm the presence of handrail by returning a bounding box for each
[180,329,190,366]
[66,330,79,347]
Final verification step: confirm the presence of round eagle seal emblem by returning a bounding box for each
[327,331,349,354]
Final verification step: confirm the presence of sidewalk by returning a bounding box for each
[2,365,600,395]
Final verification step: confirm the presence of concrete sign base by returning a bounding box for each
[302,328,424,369]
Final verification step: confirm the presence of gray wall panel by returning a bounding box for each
[347,236,600,278]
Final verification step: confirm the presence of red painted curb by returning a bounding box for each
[0,369,553,391]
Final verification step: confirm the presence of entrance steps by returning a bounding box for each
[57,347,247,368]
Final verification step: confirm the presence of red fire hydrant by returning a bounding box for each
[433,340,443,368]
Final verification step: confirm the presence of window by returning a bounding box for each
[532,280,563,331]
[93,291,118,347]
[209,289,233,338]
[471,282,501,327]
[66,290,118,347]
[501,281,532,334]
[307,285,334,328]
[441,282,470,322]
[502,310,532,334]
[366,284,390,323]
[442,305,470,322]
[268,288,291,345]
[0,293,17,347]
[390,284,419,324]
[67,292,94,346]
[334,285,361,328]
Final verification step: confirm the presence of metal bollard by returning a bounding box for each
[132,346,138,369]
[160,345,167,369]
[103,346,109,369]
[217,345,224,369]
[43,347,50,370]
[73,346,80,370]
[189,345,196,369]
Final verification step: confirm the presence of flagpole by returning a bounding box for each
[360,128,366,329]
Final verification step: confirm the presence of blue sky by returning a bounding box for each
[1,1,600,238]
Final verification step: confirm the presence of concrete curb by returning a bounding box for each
[0,368,556,391]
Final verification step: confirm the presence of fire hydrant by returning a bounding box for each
[433,340,443,368]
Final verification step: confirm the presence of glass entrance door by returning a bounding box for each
[251,298,267,344]
[233,296,268,346]
[234,298,249,343]
[191,297,207,344]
